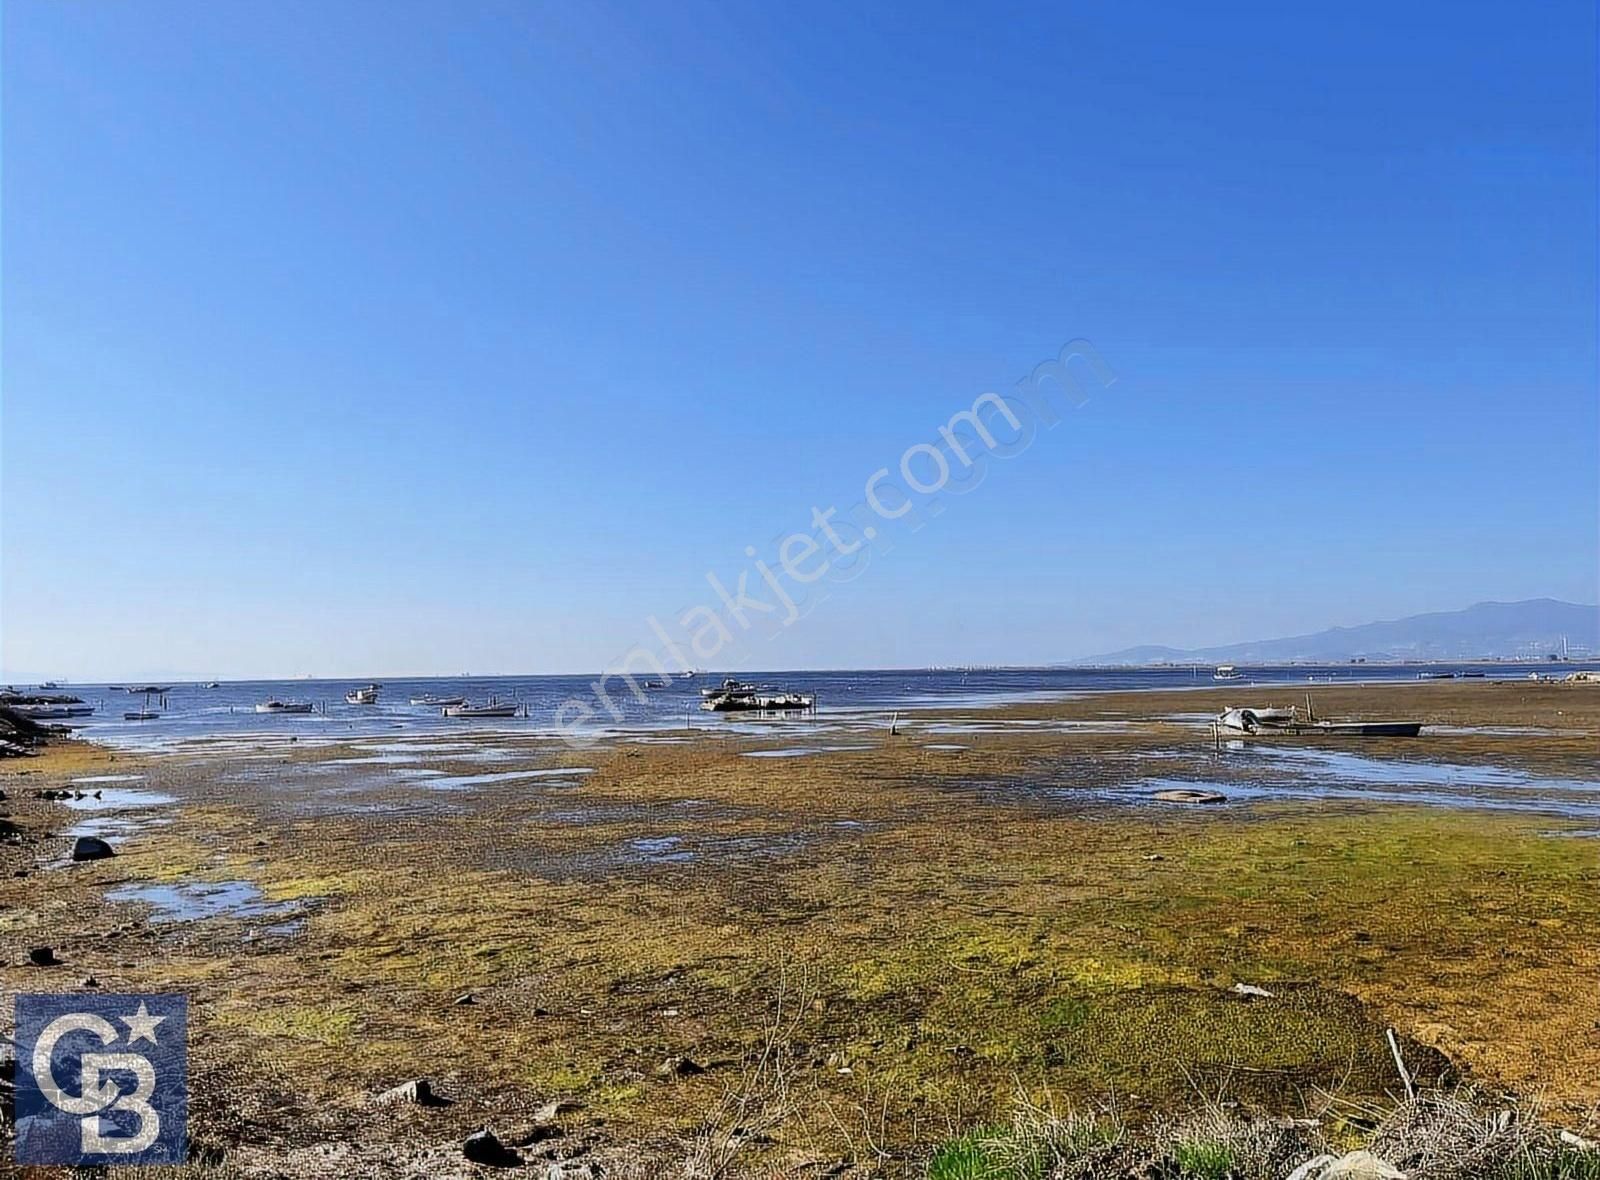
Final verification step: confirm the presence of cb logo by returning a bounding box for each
[14,994,187,1165]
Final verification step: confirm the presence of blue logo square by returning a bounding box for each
[13,993,188,1166]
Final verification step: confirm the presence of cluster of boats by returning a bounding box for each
[0,691,95,720]
[256,685,522,718]
[698,679,816,713]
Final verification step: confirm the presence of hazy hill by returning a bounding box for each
[1077,599,1599,665]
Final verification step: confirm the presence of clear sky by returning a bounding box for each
[3,1,1596,681]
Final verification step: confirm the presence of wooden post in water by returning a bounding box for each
[890,711,898,736]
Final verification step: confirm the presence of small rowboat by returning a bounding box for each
[256,700,314,714]
[411,694,467,707]
[443,700,520,718]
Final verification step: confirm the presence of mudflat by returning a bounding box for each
[4,680,1597,1176]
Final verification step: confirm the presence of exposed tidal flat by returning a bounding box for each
[3,681,1598,1177]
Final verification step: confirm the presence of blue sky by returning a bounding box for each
[3,1,1595,680]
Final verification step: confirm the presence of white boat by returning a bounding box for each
[701,678,758,699]
[1217,706,1297,733]
[443,700,520,718]
[700,682,815,713]
[1217,705,1421,738]
[1212,665,1244,682]
[410,694,467,707]
[345,684,381,705]
[256,699,314,714]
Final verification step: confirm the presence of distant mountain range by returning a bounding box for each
[1076,599,1599,666]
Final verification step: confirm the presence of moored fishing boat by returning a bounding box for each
[700,682,816,713]
[1212,664,1243,682]
[443,699,520,718]
[410,694,467,707]
[256,699,314,714]
[345,684,381,705]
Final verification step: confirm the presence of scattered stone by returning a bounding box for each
[80,976,99,989]
[462,1127,520,1168]
[1232,982,1276,999]
[655,1055,705,1077]
[1153,789,1227,804]
[1561,1129,1598,1151]
[659,1007,681,1017]
[1141,853,1164,861]
[533,1098,583,1124]
[452,992,476,1006]
[542,1163,596,1180]
[376,1078,449,1107]
[28,947,58,967]
[71,836,115,862]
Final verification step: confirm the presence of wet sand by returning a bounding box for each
[3,680,1597,1177]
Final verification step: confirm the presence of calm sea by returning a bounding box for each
[35,662,1593,749]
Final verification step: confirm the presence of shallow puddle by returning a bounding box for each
[106,879,301,924]
[1240,746,1599,794]
[741,745,872,759]
[421,768,593,791]
[61,788,177,811]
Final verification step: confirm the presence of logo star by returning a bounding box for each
[120,1001,166,1046]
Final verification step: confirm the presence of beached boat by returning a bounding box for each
[443,700,520,718]
[1216,705,1420,738]
[1212,665,1244,682]
[255,700,314,714]
[410,694,467,707]
[1217,706,1298,733]
[345,684,381,705]
[1310,720,1423,737]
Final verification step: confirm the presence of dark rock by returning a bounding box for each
[28,947,58,967]
[656,1055,706,1077]
[71,836,115,861]
[80,977,99,989]
[463,1127,520,1168]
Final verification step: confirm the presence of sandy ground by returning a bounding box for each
[2,679,1597,1177]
